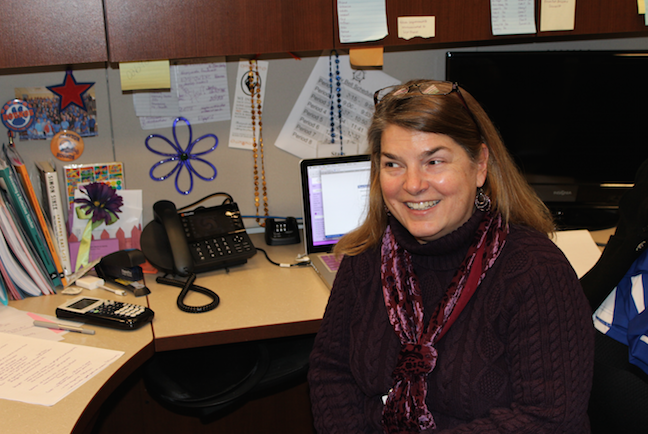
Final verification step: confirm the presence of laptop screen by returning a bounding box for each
[300,155,371,254]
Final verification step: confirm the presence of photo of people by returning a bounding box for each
[14,86,97,140]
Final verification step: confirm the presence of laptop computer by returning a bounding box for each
[299,154,371,289]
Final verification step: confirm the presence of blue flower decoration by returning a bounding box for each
[145,117,218,195]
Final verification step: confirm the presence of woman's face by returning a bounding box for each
[380,125,488,243]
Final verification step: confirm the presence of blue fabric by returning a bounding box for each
[593,250,648,374]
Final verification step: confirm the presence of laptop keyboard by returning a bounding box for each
[321,254,342,272]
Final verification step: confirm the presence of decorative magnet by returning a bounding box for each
[1,99,35,132]
[51,130,84,162]
[46,71,95,113]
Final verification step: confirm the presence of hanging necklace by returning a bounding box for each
[248,59,269,226]
[329,50,344,155]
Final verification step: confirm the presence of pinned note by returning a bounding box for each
[540,0,576,32]
[119,60,171,91]
[490,0,536,36]
[398,16,435,40]
[349,47,384,67]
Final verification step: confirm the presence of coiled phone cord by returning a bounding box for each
[156,272,220,313]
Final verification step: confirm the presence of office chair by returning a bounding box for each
[580,158,648,433]
[142,333,316,421]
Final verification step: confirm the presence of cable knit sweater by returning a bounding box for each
[308,211,595,433]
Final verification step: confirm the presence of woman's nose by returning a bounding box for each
[403,168,429,195]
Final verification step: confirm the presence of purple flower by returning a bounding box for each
[74,182,123,225]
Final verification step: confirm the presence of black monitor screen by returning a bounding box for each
[446,51,648,186]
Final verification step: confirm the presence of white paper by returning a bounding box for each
[0,305,76,341]
[133,71,180,117]
[275,53,399,159]
[551,229,602,278]
[137,61,231,130]
[398,16,435,40]
[228,60,270,151]
[491,0,537,36]
[337,0,388,43]
[0,331,123,406]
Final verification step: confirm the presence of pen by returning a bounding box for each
[33,320,95,335]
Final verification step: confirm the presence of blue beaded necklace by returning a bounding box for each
[329,50,344,155]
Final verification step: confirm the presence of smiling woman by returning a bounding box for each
[308,79,595,433]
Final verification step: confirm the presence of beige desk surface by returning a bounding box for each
[147,232,331,351]
[2,291,154,434]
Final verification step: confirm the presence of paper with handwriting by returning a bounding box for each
[0,331,123,406]
[134,60,230,130]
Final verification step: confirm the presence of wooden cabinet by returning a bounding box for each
[1,0,647,70]
[537,0,648,38]
[335,0,648,50]
[0,0,107,69]
[103,0,334,63]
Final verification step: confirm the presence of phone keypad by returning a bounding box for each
[191,234,254,263]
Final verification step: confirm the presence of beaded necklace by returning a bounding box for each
[329,50,344,155]
[248,59,268,225]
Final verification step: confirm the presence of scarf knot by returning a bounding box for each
[393,343,437,380]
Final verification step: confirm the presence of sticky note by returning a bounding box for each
[398,16,435,40]
[540,0,576,32]
[349,47,384,67]
[119,60,171,91]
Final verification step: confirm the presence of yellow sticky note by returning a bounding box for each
[349,47,384,67]
[119,60,171,91]
[639,0,645,15]
[540,0,576,32]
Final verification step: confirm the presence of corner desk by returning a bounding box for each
[2,232,330,434]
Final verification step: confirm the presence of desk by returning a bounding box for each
[148,233,330,351]
[0,291,154,434]
[1,233,330,434]
[1,229,614,433]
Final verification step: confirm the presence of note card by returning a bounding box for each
[490,0,537,36]
[540,0,576,32]
[119,60,171,91]
[398,16,435,40]
[337,0,388,43]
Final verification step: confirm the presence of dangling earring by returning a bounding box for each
[475,187,491,212]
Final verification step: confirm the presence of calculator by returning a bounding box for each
[56,296,154,330]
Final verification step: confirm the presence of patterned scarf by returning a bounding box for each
[381,212,508,433]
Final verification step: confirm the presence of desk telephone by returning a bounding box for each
[141,200,256,276]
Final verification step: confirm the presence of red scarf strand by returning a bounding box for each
[381,212,508,433]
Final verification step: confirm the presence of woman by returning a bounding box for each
[308,80,594,433]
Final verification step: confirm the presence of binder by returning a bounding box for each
[0,146,60,289]
[36,161,72,279]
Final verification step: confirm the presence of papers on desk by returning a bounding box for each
[0,331,123,406]
[551,229,602,278]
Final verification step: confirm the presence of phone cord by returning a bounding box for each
[156,273,220,313]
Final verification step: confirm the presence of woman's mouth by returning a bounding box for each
[406,200,439,210]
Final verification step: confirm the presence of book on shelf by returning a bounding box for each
[0,189,52,297]
[36,161,72,280]
[0,145,61,289]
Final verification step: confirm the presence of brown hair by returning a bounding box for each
[335,79,554,256]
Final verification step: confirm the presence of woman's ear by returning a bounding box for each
[476,143,489,188]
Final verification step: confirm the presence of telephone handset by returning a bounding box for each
[141,200,256,276]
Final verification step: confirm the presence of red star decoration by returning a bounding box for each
[47,71,94,113]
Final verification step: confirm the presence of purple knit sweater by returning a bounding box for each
[308,211,594,433]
